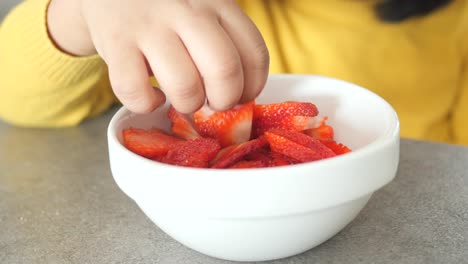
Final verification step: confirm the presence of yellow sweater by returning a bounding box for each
[1,0,468,145]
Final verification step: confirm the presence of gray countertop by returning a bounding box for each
[1,107,467,264]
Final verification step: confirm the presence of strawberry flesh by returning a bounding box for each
[244,148,272,164]
[269,152,296,167]
[162,138,221,168]
[229,160,266,169]
[245,148,296,167]
[265,129,336,162]
[303,124,334,142]
[254,102,319,118]
[194,102,254,147]
[167,106,200,140]
[123,127,183,158]
[211,137,268,168]
[322,140,352,155]
[253,102,320,136]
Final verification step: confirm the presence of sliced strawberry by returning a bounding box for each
[194,102,254,147]
[253,102,322,136]
[305,116,328,129]
[267,129,335,155]
[253,102,318,136]
[245,148,295,167]
[303,124,334,142]
[269,152,296,167]
[322,140,352,155]
[211,137,268,168]
[167,106,200,140]
[123,127,183,158]
[265,129,336,162]
[210,145,237,166]
[151,155,164,163]
[162,138,221,168]
[280,116,323,131]
[229,160,266,169]
[244,148,271,163]
[265,132,322,163]
[254,102,319,119]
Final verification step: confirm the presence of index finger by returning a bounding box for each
[216,1,270,102]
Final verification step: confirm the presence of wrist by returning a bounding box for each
[47,0,96,56]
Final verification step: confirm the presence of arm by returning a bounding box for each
[1,0,269,128]
[0,0,116,127]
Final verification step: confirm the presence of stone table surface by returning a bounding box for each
[1,108,467,264]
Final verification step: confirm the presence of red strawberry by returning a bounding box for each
[265,132,323,163]
[211,137,268,168]
[151,155,164,163]
[210,145,237,166]
[303,124,334,142]
[244,148,272,163]
[167,106,200,140]
[162,138,221,168]
[267,129,335,155]
[280,116,326,131]
[253,102,321,136]
[245,148,295,167]
[254,102,319,118]
[194,102,254,147]
[305,116,328,129]
[322,140,352,155]
[269,152,296,167]
[229,160,266,169]
[123,127,183,158]
[264,129,336,162]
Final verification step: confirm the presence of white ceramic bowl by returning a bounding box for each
[107,74,400,262]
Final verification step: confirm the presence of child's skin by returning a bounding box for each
[47,0,270,114]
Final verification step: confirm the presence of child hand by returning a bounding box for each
[47,0,270,113]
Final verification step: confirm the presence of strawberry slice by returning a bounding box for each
[279,116,327,131]
[244,148,271,163]
[162,138,221,168]
[253,102,321,136]
[264,129,336,162]
[303,124,334,142]
[210,145,237,166]
[229,160,266,169]
[269,152,296,167]
[167,106,200,140]
[254,102,319,118]
[322,140,352,155]
[267,129,335,154]
[194,102,254,147]
[265,132,323,163]
[193,106,216,138]
[123,127,183,158]
[245,148,296,167]
[211,137,268,168]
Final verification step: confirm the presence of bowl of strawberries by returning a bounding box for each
[107,74,400,262]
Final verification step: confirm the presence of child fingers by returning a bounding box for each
[140,31,205,114]
[107,46,165,113]
[173,14,244,111]
[217,2,270,103]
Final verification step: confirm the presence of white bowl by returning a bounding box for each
[107,74,400,262]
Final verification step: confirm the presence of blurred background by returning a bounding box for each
[1,0,22,21]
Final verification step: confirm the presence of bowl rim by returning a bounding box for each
[107,74,400,174]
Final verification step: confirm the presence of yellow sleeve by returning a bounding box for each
[453,59,468,146]
[235,0,285,74]
[0,0,117,128]
[452,2,468,146]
